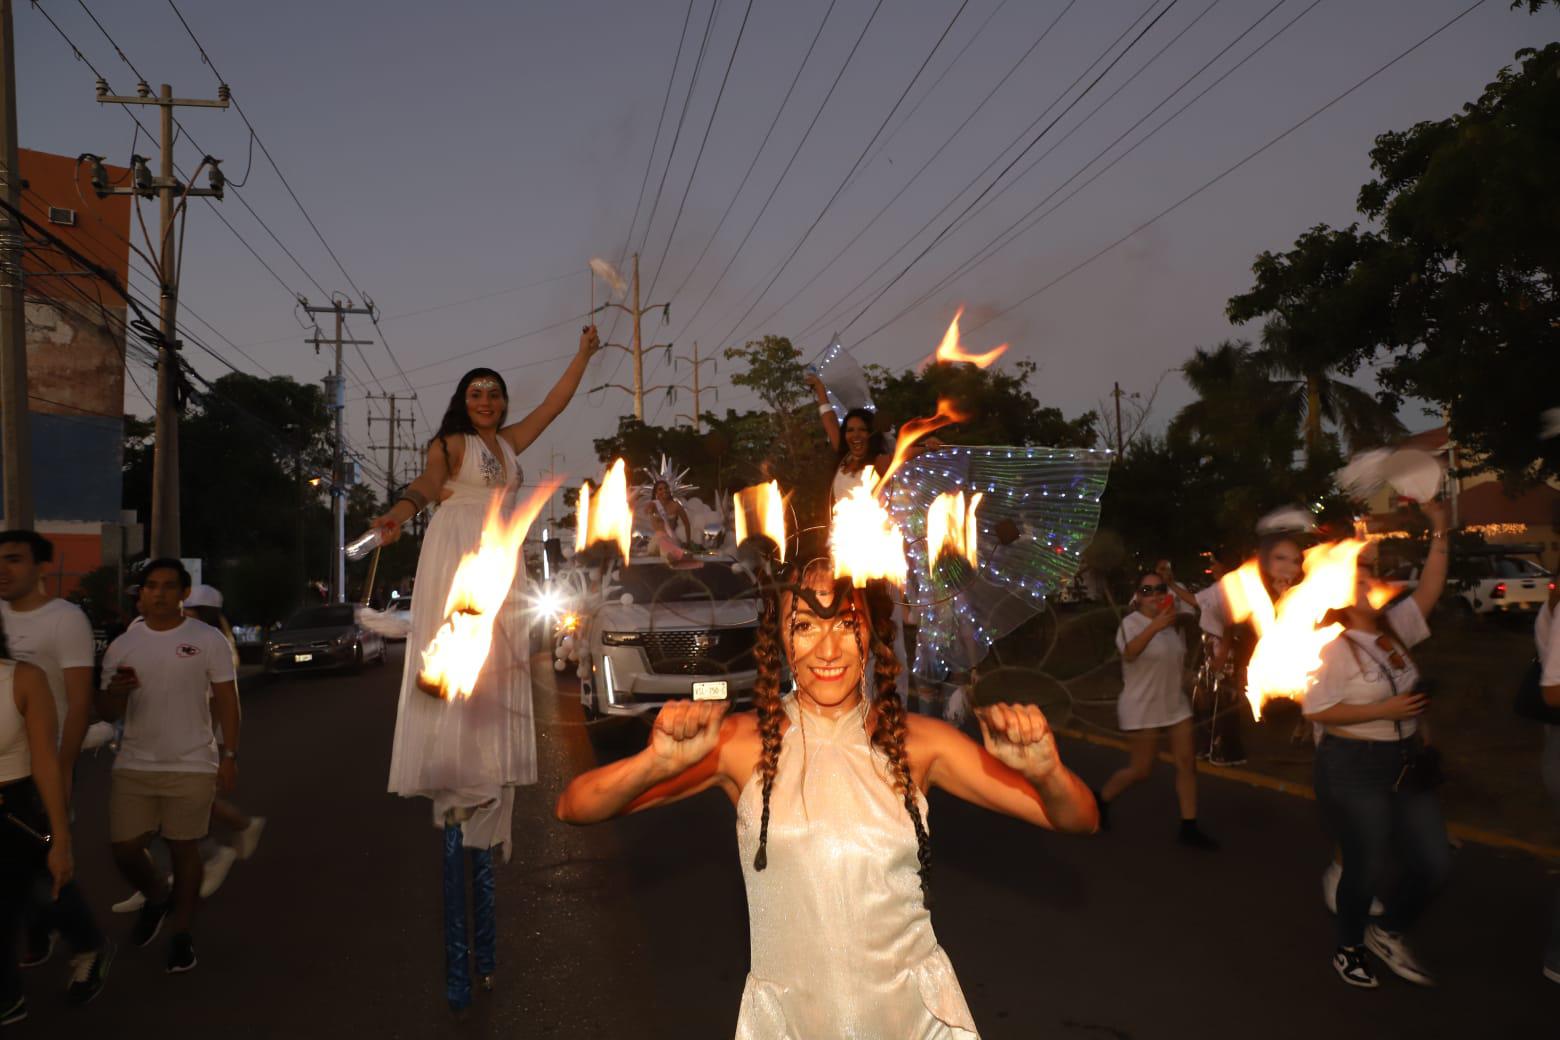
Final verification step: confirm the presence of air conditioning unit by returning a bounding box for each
[47,207,78,226]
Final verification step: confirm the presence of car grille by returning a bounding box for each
[642,628,757,675]
[269,640,335,653]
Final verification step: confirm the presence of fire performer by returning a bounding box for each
[1302,501,1451,990]
[369,326,599,1012]
[556,557,1098,1038]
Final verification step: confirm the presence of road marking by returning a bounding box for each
[1056,725,1560,864]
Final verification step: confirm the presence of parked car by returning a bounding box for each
[263,604,388,675]
[1382,553,1554,617]
[578,555,760,719]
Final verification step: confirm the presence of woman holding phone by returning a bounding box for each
[1096,567,1217,849]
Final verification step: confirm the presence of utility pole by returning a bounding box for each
[0,1,31,527]
[592,253,671,420]
[1111,382,1124,457]
[302,297,373,603]
[90,76,229,556]
[672,341,718,432]
[367,391,417,502]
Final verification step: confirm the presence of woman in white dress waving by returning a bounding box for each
[371,324,599,1013]
[557,558,1098,1038]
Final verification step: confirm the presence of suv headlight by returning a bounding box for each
[601,632,644,647]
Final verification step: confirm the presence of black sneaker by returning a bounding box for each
[166,932,197,974]
[131,900,169,948]
[65,942,114,1006]
[0,996,25,1026]
[19,928,55,968]
[1333,945,1379,988]
[1178,820,1220,851]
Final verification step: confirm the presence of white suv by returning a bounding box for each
[578,555,760,719]
[1384,554,1554,617]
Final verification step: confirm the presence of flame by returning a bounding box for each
[1365,580,1396,610]
[931,307,1007,367]
[732,480,787,562]
[830,471,907,588]
[927,490,982,570]
[877,398,967,491]
[418,481,560,699]
[576,459,633,561]
[1221,539,1368,719]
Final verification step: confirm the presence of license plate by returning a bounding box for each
[692,681,728,702]
[294,653,314,663]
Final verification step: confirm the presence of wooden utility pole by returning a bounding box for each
[0,0,31,527]
[672,341,717,432]
[92,77,229,556]
[367,391,417,502]
[1111,381,1125,456]
[303,298,373,603]
[592,253,671,420]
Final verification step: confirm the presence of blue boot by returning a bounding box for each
[442,824,472,1013]
[471,846,497,990]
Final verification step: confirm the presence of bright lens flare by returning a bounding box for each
[831,471,907,588]
[927,490,982,570]
[1221,539,1368,719]
[877,398,968,491]
[419,481,560,699]
[931,306,1007,368]
[732,480,787,562]
[577,459,633,561]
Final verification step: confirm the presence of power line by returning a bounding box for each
[865,0,1492,351]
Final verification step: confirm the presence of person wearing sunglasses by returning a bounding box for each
[1097,568,1217,849]
[1303,500,1452,989]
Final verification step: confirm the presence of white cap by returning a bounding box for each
[184,584,223,609]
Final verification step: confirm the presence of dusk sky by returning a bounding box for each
[18,0,1558,508]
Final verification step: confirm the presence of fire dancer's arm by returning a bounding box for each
[372,440,456,543]
[556,701,753,823]
[911,707,1099,834]
[1410,500,1452,620]
[501,326,601,454]
[805,373,842,453]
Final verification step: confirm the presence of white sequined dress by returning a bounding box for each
[735,696,979,1039]
[387,434,535,853]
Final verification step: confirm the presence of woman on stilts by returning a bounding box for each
[371,325,600,1013]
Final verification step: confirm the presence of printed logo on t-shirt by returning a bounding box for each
[176,643,203,658]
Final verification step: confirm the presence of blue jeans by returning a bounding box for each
[1314,734,1451,948]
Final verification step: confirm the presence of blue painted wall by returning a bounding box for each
[0,411,123,522]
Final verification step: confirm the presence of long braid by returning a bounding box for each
[752,592,785,871]
[866,609,932,904]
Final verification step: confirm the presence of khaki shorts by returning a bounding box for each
[109,769,216,843]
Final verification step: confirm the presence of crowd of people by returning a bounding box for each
[0,533,264,1028]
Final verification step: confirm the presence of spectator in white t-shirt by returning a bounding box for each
[1302,501,1451,990]
[97,560,239,976]
[1535,589,1560,985]
[0,530,111,1001]
[1096,567,1216,850]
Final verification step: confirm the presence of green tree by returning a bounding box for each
[1226,225,1405,461]
[869,358,1097,449]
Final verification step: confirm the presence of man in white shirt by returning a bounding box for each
[0,530,112,1004]
[98,559,240,975]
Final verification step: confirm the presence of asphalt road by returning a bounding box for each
[20,645,1557,1038]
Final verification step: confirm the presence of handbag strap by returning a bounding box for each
[1341,633,1411,748]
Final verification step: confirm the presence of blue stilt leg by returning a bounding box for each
[442,823,472,1012]
[471,846,497,987]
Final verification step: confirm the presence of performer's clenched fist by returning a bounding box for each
[975,702,1059,781]
[650,699,726,773]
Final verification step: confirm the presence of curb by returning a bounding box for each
[1057,725,1560,865]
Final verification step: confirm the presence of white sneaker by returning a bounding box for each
[112,875,171,914]
[1321,861,1385,917]
[1365,924,1436,986]
[234,816,266,861]
[199,846,238,899]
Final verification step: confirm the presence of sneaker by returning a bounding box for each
[1206,753,1247,767]
[1365,925,1436,986]
[200,846,239,898]
[165,932,197,974]
[1321,861,1385,917]
[131,900,169,948]
[1544,964,1560,985]
[65,942,114,1007]
[0,996,26,1026]
[113,874,173,913]
[1178,820,1220,851]
[19,928,55,968]
[1333,945,1379,988]
[234,816,266,860]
